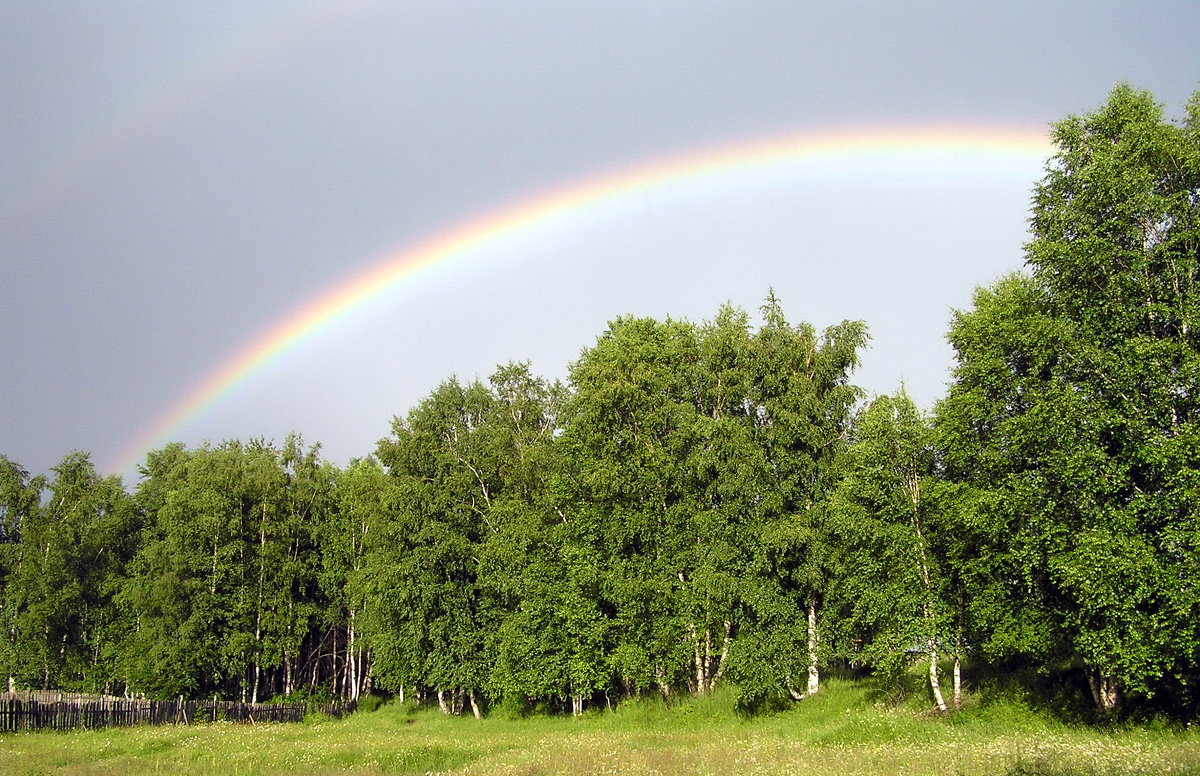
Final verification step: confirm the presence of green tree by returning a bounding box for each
[738,295,867,703]
[324,455,390,701]
[121,443,243,697]
[9,452,135,692]
[937,85,1200,713]
[371,375,511,715]
[560,314,711,699]
[561,300,866,707]
[830,392,960,711]
[0,456,44,692]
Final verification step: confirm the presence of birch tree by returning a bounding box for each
[937,85,1200,713]
[746,295,866,701]
[371,376,508,714]
[0,457,42,692]
[9,452,135,692]
[831,392,958,711]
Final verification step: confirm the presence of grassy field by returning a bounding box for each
[3,679,1198,776]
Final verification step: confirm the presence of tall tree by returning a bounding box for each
[741,294,867,702]
[323,455,390,702]
[830,392,959,711]
[371,374,513,715]
[9,452,135,692]
[121,443,245,698]
[0,457,43,692]
[937,85,1200,712]
[560,315,711,699]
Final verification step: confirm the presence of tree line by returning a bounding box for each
[3,85,1198,718]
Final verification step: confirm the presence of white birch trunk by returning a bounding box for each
[806,597,820,696]
[1087,669,1120,713]
[928,638,947,713]
[469,690,482,719]
[331,628,340,697]
[711,620,733,687]
[952,652,962,711]
[346,612,358,702]
[284,652,293,697]
[655,664,671,699]
[703,627,714,692]
[905,468,947,713]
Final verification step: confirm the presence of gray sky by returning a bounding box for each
[3,1,1198,484]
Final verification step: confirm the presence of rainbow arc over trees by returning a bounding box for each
[113,124,1052,476]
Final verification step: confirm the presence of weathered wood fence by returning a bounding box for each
[0,692,356,733]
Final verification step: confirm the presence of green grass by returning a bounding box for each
[2,680,1198,776]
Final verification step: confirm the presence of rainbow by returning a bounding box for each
[111,123,1053,475]
[1,0,355,232]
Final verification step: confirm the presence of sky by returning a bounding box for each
[2,1,1198,485]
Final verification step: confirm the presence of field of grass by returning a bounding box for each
[3,678,1199,776]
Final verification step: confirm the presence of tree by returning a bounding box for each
[561,300,867,707]
[121,442,249,698]
[559,315,702,699]
[830,391,960,711]
[0,457,43,692]
[8,452,135,692]
[937,85,1200,713]
[371,371,538,715]
[740,294,867,703]
[323,456,390,702]
[121,438,331,701]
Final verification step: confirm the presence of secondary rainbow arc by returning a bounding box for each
[112,123,1053,476]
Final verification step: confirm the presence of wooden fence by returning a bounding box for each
[0,692,356,733]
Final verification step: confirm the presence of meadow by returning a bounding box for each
[3,678,1198,776]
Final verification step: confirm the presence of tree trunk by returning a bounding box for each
[703,626,714,692]
[331,628,341,698]
[1087,669,1120,713]
[437,689,450,715]
[655,663,671,699]
[952,652,962,711]
[711,620,733,688]
[690,622,705,694]
[284,652,293,697]
[928,638,947,713]
[362,655,372,698]
[806,597,820,696]
[346,612,358,702]
[469,690,482,719]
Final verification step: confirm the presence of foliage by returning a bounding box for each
[936,84,1200,712]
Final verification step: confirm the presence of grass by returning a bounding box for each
[2,679,1198,776]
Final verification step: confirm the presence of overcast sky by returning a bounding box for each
[3,1,1198,484]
